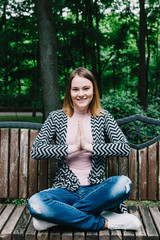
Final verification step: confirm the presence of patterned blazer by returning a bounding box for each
[31,109,130,192]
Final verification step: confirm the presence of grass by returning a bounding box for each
[0,116,43,123]
[1,198,160,207]
[126,200,160,207]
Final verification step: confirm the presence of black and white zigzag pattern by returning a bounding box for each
[31,109,130,192]
[119,202,128,213]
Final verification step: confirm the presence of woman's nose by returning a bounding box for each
[78,89,84,96]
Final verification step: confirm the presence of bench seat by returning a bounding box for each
[0,204,160,240]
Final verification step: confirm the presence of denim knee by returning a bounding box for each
[120,175,132,196]
[28,193,42,216]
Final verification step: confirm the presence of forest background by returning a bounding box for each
[0,0,159,122]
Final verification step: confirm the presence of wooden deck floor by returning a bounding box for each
[0,204,160,240]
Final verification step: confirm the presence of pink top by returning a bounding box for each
[65,110,93,185]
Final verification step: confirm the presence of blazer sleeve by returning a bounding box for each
[31,112,68,159]
[92,111,130,157]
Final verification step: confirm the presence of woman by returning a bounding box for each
[28,67,141,231]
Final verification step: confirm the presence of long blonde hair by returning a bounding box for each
[63,67,102,117]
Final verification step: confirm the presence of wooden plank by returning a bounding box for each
[0,205,25,240]
[138,148,147,200]
[29,130,38,197]
[98,229,110,240]
[61,230,73,240]
[123,230,135,240]
[49,158,56,188]
[129,206,147,240]
[73,231,85,240]
[0,128,9,198]
[139,205,159,239]
[37,230,49,240]
[86,231,98,239]
[13,206,31,240]
[19,129,29,198]
[0,204,7,214]
[39,159,48,191]
[158,142,160,200]
[108,157,118,177]
[110,229,122,240]
[148,143,157,200]
[49,228,61,240]
[118,156,128,176]
[149,206,160,235]
[105,157,108,178]
[128,148,137,200]
[0,204,16,232]
[25,218,37,240]
[9,129,19,198]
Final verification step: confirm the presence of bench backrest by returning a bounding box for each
[0,115,160,200]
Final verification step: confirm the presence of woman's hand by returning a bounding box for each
[68,120,93,153]
[68,122,81,153]
[79,120,93,152]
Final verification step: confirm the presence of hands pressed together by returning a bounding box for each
[69,120,93,153]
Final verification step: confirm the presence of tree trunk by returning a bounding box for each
[0,1,7,31]
[34,0,61,119]
[155,17,159,96]
[32,41,39,118]
[138,0,147,110]
[145,19,150,101]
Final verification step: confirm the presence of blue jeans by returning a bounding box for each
[28,175,131,231]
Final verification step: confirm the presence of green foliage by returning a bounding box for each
[101,89,160,144]
[1,198,28,204]
[101,89,145,119]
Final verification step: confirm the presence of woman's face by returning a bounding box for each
[70,75,94,111]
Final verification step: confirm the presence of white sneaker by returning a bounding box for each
[101,211,142,230]
[33,217,58,231]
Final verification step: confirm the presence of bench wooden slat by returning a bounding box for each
[0,204,7,215]
[0,129,9,198]
[129,149,137,200]
[149,206,160,236]
[148,143,157,200]
[139,205,159,239]
[37,230,49,240]
[29,130,39,197]
[73,231,85,240]
[49,228,61,240]
[0,205,25,239]
[25,218,37,240]
[49,158,56,188]
[118,156,128,176]
[12,206,31,240]
[86,231,98,239]
[110,229,122,240]
[39,159,48,191]
[61,231,73,240]
[138,148,147,200]
[9,129,19,198]
[108,156,118,177]
[123,230,135,240]
[19,129,29,198]
[98,230,110,240]
[0,204,16,233]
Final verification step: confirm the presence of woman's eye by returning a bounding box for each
[84,88,89,90]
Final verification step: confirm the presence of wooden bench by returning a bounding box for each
[0,114,160,240]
